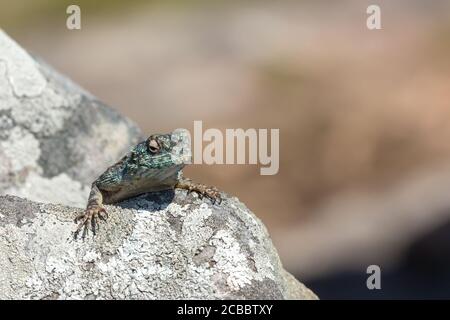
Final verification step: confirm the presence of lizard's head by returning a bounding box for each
[142,128,191,169]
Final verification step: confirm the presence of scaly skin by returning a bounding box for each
[74,129,221,239]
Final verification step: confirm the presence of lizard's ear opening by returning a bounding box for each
[147,138,161,154]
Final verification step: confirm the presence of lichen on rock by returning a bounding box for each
[0,192,317,300]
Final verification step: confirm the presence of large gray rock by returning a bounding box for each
[0,192,317,300]
[0,30,142,207]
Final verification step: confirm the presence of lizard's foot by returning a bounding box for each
[74,206,108,239]
[176,180,222,204]
[188,183,222,204]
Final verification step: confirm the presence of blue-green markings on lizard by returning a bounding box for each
[74,128,221,239]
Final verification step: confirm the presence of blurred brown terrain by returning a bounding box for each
[2,0,450,298]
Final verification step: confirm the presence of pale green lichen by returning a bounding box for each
[0,193,316,299]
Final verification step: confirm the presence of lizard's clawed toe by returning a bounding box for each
[74,206,108,240]
[176,178,222,205]
[191,184,221,205]
[205,187,221,204]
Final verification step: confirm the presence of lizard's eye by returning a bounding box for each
[148,139,160,154]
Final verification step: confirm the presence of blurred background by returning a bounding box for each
[2,0,450,298]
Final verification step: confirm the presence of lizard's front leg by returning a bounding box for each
[74,184,108,239]
[175,177,222,204]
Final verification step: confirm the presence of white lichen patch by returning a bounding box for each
[0,193,313,300]
[8,211,90,299]
[82,250,101,263]
[181,203,213,254]
[5,172,90,208]
[0,223,35,299]
[210,229,253,291]
[0,127,41,172]
[11,86,77,136]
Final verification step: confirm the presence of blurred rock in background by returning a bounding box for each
[0,30,141,207]
[2,0,450,298]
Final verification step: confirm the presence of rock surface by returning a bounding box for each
[0,30,142,207]
[0,192,317,300]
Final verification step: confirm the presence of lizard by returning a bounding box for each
[74,128,221,239]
